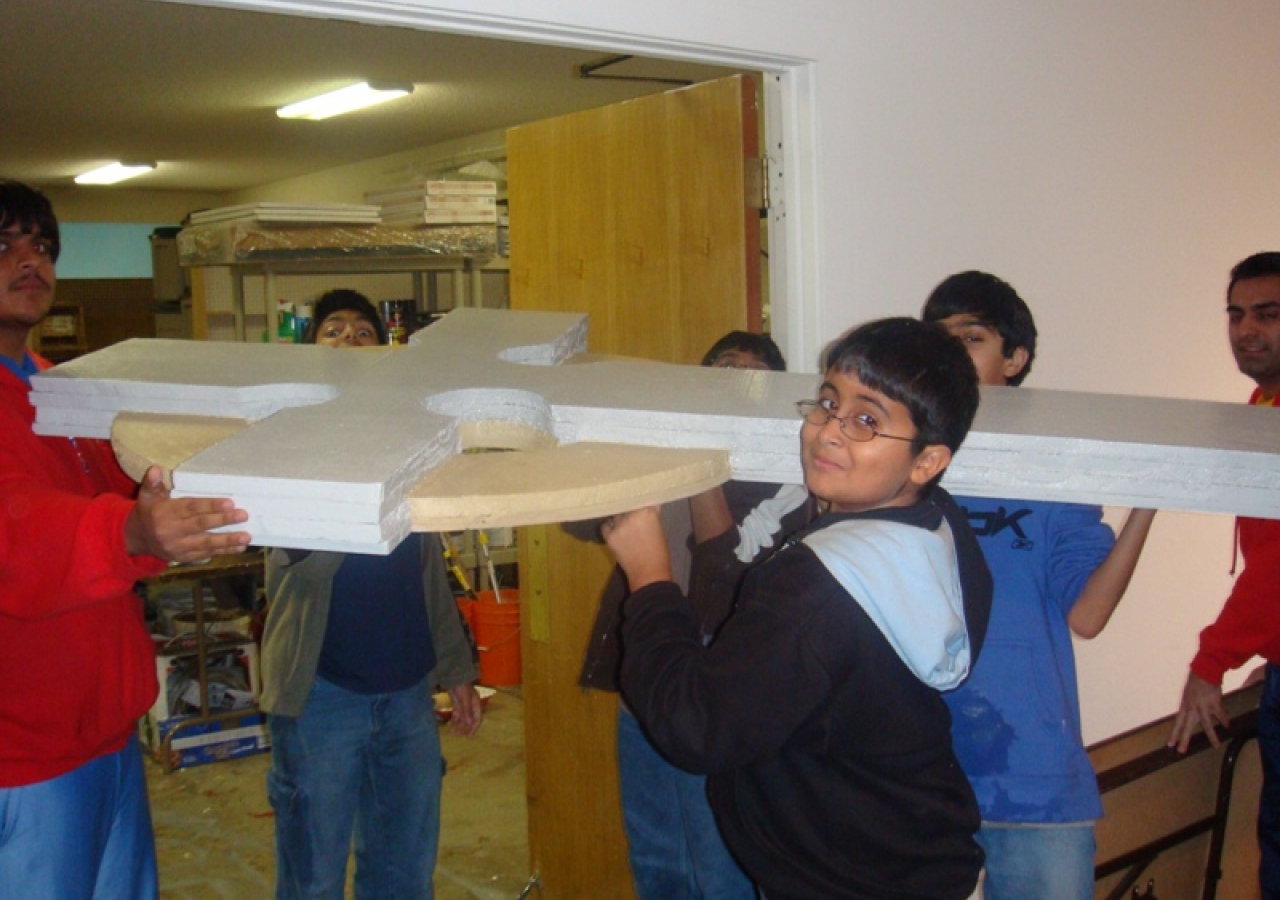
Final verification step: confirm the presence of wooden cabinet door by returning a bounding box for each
[507,74,760,899]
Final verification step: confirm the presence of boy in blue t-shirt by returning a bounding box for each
[262,290,483,900]
[923,271,1156,900]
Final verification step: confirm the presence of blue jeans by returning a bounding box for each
[0,735,157,900]
[1258,663,1280,899]
[617,708,756,900]
[975,822,1094,900]
[268,676,444,900]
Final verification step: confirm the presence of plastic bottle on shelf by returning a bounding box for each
[275,299,295,343]
[381,299,412,345]
[294,302,313,343]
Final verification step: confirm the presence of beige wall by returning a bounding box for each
[228,129,506,205]
[45,187,228,224]
[43,134,506,222]
[153,0,1280,743]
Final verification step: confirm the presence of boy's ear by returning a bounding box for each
[1002,346,1030,381]
[909,444,953,488]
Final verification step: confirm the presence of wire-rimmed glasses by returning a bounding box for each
[795,399,914,443]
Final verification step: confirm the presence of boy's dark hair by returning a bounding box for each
[822,317,978,461]
[1228,252,1280,296]
[0,179,60,263]
[306,289,387,345]
[700,330,787,371]
[921,270,1036,386]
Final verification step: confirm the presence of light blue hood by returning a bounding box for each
[803,517,971,690]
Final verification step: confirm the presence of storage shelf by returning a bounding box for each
[191,254,504,342]
[142,552,265,773]
[34,302,88,360]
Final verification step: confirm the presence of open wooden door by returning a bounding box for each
[507,73,761,898]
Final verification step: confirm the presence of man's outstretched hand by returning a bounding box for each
[125,466,251,563]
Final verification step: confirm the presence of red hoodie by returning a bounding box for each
[1190,388,1280,686]
[0,357,164,786]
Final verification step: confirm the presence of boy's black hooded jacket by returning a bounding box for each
[619,487,992,900]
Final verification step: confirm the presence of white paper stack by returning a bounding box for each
[187,203,382,226]
[365,181,499,225]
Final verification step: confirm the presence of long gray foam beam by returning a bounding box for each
[29,307,1280,553]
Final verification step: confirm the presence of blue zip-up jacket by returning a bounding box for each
[943,497,1114,823]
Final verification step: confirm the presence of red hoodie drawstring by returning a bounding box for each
[1230,517,1241,576]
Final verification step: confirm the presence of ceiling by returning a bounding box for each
[2,0,744,194]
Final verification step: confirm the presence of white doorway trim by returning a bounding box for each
[158,0,823,369]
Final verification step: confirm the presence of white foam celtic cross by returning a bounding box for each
[30,307,1280,554]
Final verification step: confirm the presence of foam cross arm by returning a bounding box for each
[29,307,1280,554]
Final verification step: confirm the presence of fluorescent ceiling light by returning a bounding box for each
[74,162,156,185]
[277,82,414,121]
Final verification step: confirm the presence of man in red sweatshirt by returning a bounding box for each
[0,179,252,899]
[1170,251,1280,900]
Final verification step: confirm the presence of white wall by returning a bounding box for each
[177,0,1280,743]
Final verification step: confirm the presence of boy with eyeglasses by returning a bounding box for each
[602,317,992,900]
[923,270,1155,900]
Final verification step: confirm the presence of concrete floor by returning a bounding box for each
[145,687,531,900]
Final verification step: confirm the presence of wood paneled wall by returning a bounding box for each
[55,278,157,352]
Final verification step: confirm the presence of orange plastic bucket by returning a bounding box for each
[456,596,476,633]
[473,589,521,687]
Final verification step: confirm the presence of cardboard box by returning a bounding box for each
[141,637,269,769]
[140,711,270,770]
[148,636,261,723]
